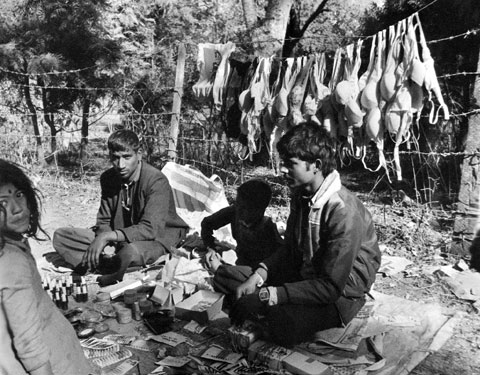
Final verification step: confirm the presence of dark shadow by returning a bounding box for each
[43,252,75,269]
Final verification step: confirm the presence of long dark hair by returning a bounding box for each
[0,159,48,245]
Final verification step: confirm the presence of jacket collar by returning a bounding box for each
[309,170,342,209]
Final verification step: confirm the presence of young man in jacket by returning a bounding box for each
[53,129,188,286]
[223,122,381,346]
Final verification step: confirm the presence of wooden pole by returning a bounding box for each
[168,43,186,162]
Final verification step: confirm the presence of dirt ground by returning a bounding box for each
[29,168,480,375]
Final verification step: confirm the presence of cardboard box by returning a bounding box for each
[248,340,332,375]
[247,340,292,371]
[283,351,333,375]
[174,290,224,324]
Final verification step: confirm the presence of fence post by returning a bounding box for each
[168,43,186,162]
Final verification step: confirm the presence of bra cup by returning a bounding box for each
[366,107,382,140]
[361,81,379,110]
[410,82,424,113]
[239,89,253,112]
[273,87,289,117]
[380,71,396,102]
[410,59,426,86]
[345,98,365,128]
[334,80,356,106]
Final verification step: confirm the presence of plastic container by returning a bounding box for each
[123,289,138,306]
[138,299,153,315]
[116,308,132,324]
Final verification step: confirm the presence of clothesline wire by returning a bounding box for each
[3,68,480,93]
[1,104,479,120]
[2,133,478,158]
[0,108,477,119]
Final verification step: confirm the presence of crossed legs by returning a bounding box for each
[53,227,167,286]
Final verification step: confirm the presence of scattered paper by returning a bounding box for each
[183,320,207,334]
[201,345,244,364]
[155,356,191,368]
[378,255,413,276]
[150,332,189,346]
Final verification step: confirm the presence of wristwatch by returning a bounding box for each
[258,287,270,303]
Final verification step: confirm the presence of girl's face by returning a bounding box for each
[0,183,30,234]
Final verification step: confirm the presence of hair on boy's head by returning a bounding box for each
[277,121,336,176]
[237,179,272,209]
[0,159,45,240]
[108,129,141,153]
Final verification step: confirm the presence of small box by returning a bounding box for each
[175,290,224,324]
[150,283,184,307]
[283,351,333,375]
[248,340,292,370]
[228,321,262,352]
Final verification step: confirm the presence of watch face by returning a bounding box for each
[259,288,269,302]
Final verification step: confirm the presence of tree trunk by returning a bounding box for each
[80,98,90,160]
[241,0,257,31]
[450,0,480,257]
[450,54,480,256]
[39,82,57,153]
[23,79,46,166]
[251,0,295,57]
[44,112,57,153]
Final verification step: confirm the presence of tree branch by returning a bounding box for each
[300,0,330,36]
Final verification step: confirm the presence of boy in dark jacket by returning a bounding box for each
[53,130,188,286]
[218,122,381,346]
[201,179,283,271]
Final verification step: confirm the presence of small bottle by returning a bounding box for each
[66,276,73,296]
[61,293,69,310]
[80,283,88,302]
[132,302,141,321]
[75,284,82,302]
[55,291,61,308]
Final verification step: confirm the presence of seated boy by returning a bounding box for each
[201,179,284,291]
[53,130,188,286]
[215,122,381,346]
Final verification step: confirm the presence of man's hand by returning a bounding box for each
[204,249,223,273]
[235,273,261,300]
[82,233,109,270]
[229,292,266,326]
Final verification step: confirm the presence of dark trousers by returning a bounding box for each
[213,264,364,347]
[53,227,170,269]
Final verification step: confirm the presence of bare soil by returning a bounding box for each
[29,166,480,375]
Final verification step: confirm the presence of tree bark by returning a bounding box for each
[23,76,46,166]
[251,0,295,57]
[241,0,257,31]
[282,0,330,57]
[450,54,480,255]
[450,0,480,256]
[80,97,91,160]
[41,87,57,153]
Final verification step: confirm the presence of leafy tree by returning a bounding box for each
[0,0,121,161]
[239,0,365,57]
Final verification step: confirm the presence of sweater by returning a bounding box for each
[0,235,93,375]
